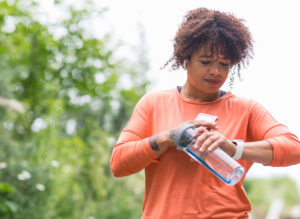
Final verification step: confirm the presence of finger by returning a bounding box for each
[193,127,208,138]
[194,131,211,150]
[207,138,225,152]
[192,120,218,130]
[199,134,220,153]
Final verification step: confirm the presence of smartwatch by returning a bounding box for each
[231,140,244,160]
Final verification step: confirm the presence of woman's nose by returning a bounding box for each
[208,62,221,75]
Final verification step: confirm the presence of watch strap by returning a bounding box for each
[232,140,244,160]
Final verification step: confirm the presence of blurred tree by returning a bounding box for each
[0,0,149,218]
[244,177,300,217]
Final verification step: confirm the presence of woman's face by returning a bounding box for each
[186,46,231,94]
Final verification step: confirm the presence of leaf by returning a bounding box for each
[0,182,14,194]
[4,200,18,213]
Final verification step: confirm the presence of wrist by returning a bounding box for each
[162,130,174,146]
[149,131,173,155]
[168,128,176,143]
[231,139,244,160]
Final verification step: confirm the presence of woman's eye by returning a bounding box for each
[200,61,211,65]
[220,62,230,67]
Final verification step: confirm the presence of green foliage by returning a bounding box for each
[244,176,300,214]
[0,0,149,218]
[0,182,17,214]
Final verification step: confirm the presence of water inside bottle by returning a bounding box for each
[184,145,244,186]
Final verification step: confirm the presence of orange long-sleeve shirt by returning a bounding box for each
[111,88,300,219]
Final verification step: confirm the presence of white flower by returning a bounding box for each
[51,160,59,168]
[0,162,7,169]
[36,183,45,191]
[17,170,31,181]
[31,118,47,132]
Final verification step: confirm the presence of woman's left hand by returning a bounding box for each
[193,127,236,156]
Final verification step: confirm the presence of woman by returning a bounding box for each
[110,8,300,218]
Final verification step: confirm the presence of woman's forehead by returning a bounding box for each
[194,46,229,60]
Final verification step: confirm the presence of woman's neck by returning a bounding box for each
[180,85,220,102]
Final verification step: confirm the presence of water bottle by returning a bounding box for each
[174,120,244,186]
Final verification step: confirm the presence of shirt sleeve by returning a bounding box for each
[110,94,159,177]
[247,101,300,166]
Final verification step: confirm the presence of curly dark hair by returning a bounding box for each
[164,8,253,82]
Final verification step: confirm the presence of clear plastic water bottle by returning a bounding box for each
[174,122,244,186]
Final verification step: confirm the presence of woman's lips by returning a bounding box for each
[205,79,221,85]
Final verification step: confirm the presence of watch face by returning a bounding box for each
[234,140,244,144]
